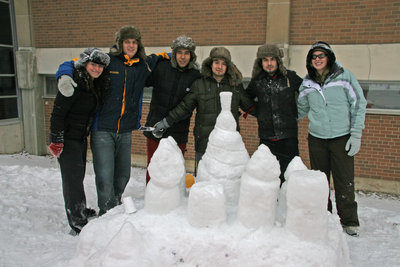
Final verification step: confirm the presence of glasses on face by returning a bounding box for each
[312,53,327,60]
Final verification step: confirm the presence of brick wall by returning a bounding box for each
[31,0,267,48]
[290,0,400,44]
[44,98,400,183]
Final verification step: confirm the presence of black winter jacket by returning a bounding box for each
[50,69,100,142]
[166,76,254,154]
[246,70,303,140]
[143,59,201,143]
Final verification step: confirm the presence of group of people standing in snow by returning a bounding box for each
[48,25,366,237]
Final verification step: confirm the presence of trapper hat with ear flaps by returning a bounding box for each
[170,35,197,69]
[251,44,287,78]
[109,25,146,61]
[74,47,110,69]
[201,47,242,86]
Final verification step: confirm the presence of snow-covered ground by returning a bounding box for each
[0,152,399,267]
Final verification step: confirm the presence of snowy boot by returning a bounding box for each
[343,225,359,237]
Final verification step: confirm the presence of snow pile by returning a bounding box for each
[145,136,186,214]
[60,93,351,266]
[237,144,281,229]
[1,154,400,266]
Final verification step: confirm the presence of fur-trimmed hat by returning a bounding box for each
[170,35,197,69]
[74,47,110,69]
[251,44,286,78]
[109,25,146,61]
[201,47,242,86]
[306,41,336,80]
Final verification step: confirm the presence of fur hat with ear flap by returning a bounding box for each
[306,41,336,80]
[74,47,110,69]
[251,44,287,78]
[109,25,147,62]
[201,47,242,86]
[170,35,197,69]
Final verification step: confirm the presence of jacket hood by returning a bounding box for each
[306,41,337,82]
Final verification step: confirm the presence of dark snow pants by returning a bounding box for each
[308,134,360,227]
[58,138,88,233]
[260,137,299,185]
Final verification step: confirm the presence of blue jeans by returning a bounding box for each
[90,131,132,215]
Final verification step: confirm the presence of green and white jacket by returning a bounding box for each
[297,62,367,139]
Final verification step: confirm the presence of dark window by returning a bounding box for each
[0,97,18,119]
[359,81,400,110]
[0,2,12,45]
[0,1,18,120]
[0,76,16,96]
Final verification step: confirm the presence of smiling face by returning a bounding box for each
[85,61,104,79]
[211,59,227,82]
[122,38,138,58]
[262,56,278,75]
[175,48,191,68]
[311,51,328,74]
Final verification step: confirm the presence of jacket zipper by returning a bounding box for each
[117,69,127,133]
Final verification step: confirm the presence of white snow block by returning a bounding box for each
[188,181,226,227]
[237,144,281,229]
[276,156,308,224]
[144,181,181,214]
[285,169,329,243]
[238,175,280,229]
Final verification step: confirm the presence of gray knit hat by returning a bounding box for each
[170,35,197,69]
[109,25,146,61]
[74,47,110,69]
[201,47,242,86]
[251,44,287,78]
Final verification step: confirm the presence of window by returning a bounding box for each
[0,0,18,120]
[45,76,57,96]
[359,81,400,110]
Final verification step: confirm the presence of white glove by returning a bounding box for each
[345,135,361,157]
[58,75,77,97]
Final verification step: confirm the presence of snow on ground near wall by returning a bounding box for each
[0,153,399,267]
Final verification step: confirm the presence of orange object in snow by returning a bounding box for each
[186,174,195,188]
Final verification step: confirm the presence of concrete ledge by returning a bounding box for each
[355,177,400,196]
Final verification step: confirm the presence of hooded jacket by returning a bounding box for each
[298,61,367,139]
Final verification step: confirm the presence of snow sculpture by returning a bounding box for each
[276,156,308,224]
[187,181,226,227]
[237,144,281,229]
[196,92,250,207]
[144,136,186,214]
[285,169,329,243]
